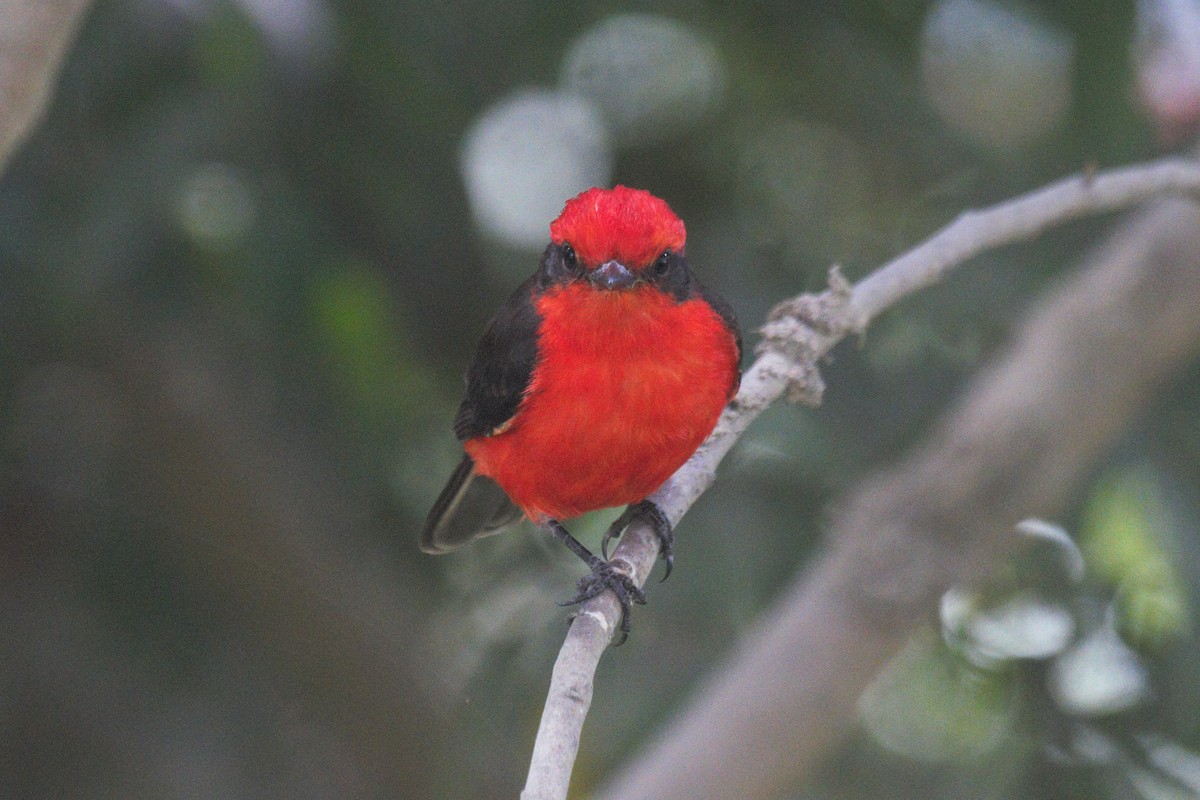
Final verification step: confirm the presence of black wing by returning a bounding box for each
[694,280,742,372]
[421,274,543,553]
[419,454,523,554]
[451,274,542,441]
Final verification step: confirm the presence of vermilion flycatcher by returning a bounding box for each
[421,186,741,640]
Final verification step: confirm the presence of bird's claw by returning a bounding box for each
[559,559,646,645]
[601,500,675,582]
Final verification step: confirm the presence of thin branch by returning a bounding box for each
[520,156,1200,800]
[600,190,1200,800]
[849,158,1200,320]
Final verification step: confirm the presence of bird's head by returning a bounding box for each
[545,186,686,291]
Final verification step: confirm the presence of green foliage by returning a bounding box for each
[310,261,429,428]
[859,630,1018,763]
[1081,469,1191,651]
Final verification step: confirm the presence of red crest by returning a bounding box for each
[549,186,686,270]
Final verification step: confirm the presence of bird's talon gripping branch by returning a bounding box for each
[603,500,675,582]
[546,519,646,643]
[645,503,675,582]
[599,510,626,561]
[560,559,646,645]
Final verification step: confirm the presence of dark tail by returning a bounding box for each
[420,454,523,554]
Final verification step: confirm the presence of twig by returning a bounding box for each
[599,188,1200,800]
[520,156,1200,800]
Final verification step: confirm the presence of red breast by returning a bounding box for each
[465,281,737,521]
[463,185,739,522]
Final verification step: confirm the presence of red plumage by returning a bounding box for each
[465,186,738,522]
[466,280,737,520]
[549,186,687,271]
[421,186,740,635]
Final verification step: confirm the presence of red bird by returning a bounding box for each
[421,186,741,640]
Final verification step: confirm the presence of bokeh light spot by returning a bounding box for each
[561,14,726,146]
[921,0,1073,151]
[461,89,612,249]
[176,162,257,249]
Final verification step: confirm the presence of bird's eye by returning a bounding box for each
[653,250,672,276]
[561,243,578,268]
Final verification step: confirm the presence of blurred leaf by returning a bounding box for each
[953,590,1075,663]
[1080,468,1191,651]
[1050,615,1149,716]
[859,629,1017,763]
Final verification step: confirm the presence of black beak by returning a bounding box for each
[590,260,636,290]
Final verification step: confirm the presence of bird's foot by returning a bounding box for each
[601,500,675,582]
[559,559,646,645]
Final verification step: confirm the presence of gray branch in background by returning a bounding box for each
[0,0,93,172]
[600,193,1200,798]
[522,158,1200,800]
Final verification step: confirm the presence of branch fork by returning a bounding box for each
[758,264,863,406]
[522,156,1200,800]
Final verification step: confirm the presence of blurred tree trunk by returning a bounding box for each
[0,0,92,169]
[602,192,1200,799]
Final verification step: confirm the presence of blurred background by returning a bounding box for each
[3,0,1200,798]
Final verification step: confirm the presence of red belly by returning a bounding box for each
[465,283,737,521]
